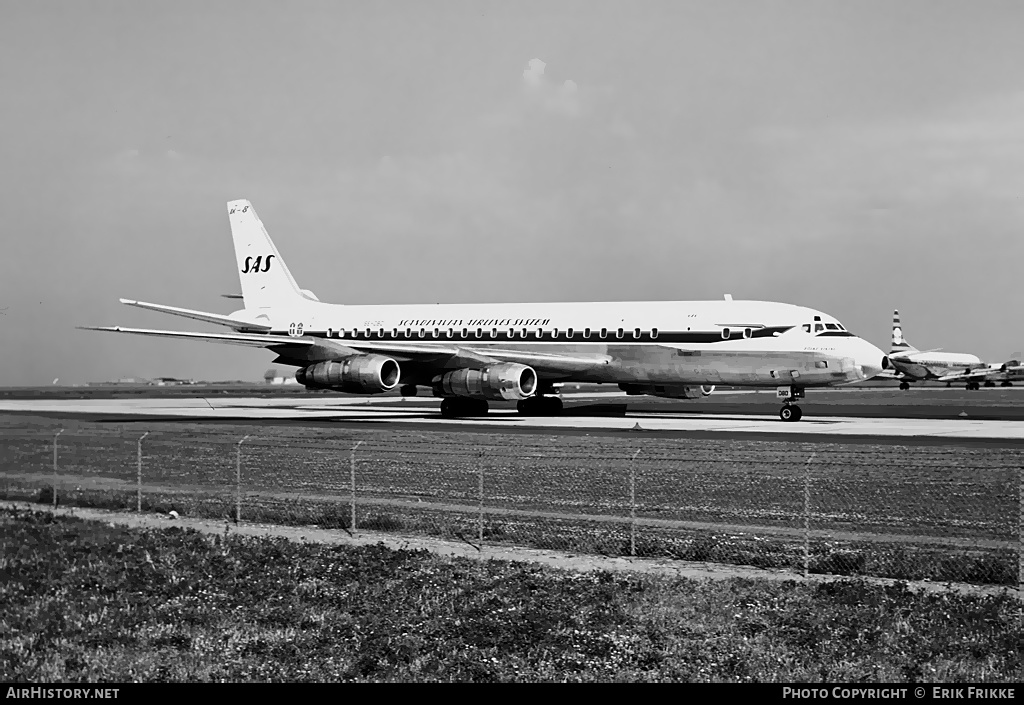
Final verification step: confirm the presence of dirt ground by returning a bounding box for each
[4,499,1016,598]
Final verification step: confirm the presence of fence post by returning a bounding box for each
[478,452,485,546]
[630,449,641,557]
[52,429,64,507]
[804,452,816,578]
[137,432,149,513]
[351,441,363,533]
[236,435,250,524]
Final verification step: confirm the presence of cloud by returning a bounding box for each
[522,58,546,89]
[521,58,582,117]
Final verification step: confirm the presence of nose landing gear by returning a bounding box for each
[777,385,805,422]
[439,397,489,418]
[516,394,563,416]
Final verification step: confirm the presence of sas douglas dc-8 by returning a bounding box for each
[83,200,889,422]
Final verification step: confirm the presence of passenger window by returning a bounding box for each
[722,328,730,339]
[461,327,468,337]
[743,328,752,339]
[536,328,543,338]
[584,328,591,338]
[651,328,658,339]
[447,328,454,338]
[476,328,482,338]
[490,328,497,338]
[600,328,607,338]
[567,328,574,338]
[616,328,624,339]
[633,328,641,339]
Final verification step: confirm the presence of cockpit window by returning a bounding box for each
[825,323,839,330]
[802,324,811,333]
[814,323,824,333]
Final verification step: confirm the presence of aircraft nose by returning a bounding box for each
[856,341,888,380]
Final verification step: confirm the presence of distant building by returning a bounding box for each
[264,368,298,385]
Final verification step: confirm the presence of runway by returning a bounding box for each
[2,393,1023,442]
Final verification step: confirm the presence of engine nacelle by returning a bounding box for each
[618,383,715,399]
[296,355,401,394]
[432,363,538,401]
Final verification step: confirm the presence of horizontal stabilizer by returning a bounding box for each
[119,299,271,331]
[79,326,311,349]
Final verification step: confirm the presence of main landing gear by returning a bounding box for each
[966,382,981,391]
[777,385,805,422]
[899,381,911,391]
[439,397,489,418]
[516,395,563,416]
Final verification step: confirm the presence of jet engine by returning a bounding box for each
[432,363,538,401]
[618,383,715,399]
[296,355,401,394]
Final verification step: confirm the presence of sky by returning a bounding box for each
[1,0,1023,385]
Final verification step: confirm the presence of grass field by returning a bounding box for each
[1,413,1020,586]
[1,506,1020,682]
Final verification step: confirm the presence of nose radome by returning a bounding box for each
[856,341,887,379]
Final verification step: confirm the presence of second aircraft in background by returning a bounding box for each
[887,309,1020,390]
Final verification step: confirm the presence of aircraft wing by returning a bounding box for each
[78,326,314,349]
[118,299,271,331]
[936,367,996,382]
[337,340,612,375]
[80,326,611,376]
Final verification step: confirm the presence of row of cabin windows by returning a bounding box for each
[319,326,756,340]
[321,326,671,340]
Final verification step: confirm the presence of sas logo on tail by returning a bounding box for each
[241,255,275,274]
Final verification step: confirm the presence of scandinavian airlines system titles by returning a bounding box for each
[397,318,552,327]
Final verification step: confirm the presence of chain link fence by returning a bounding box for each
[1,417,1020,589]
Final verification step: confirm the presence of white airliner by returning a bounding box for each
[887,309,988,389]
[82,199,889,422]
[935,352,1023,388]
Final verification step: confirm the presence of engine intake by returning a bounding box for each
[618,383,715,399]
[432,363,538,401]
[296,355,401,394]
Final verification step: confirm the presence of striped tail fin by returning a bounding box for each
[890,309,917,354]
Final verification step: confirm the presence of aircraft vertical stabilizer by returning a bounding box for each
[890,309,918,354]
[227,199,307,309]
